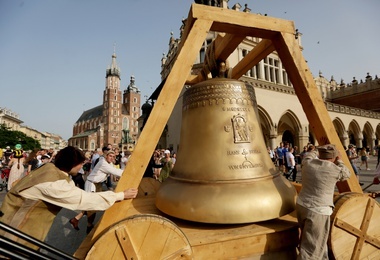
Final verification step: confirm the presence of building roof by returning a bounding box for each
[76,105,103,123]
[70,128,98,139]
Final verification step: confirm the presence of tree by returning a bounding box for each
[0,123,41,151]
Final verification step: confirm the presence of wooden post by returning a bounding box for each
[271,32,362,193]
[74,13,213,259]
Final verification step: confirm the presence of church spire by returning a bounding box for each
[106,44,121,79]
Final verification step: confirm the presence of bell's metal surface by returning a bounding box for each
[155,78,297,224]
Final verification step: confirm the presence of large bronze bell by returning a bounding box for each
[156,78,296,224]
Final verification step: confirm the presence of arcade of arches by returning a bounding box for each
[258,107,380,152]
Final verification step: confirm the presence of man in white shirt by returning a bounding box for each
[81,150,124,233]
[85,150,123,192]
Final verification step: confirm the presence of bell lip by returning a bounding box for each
[155,174,297,224]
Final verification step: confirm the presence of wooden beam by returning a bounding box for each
[186,3,293,86]
[231,38,275,79]
[74,18,214,259]
[272,32,362,193]
[214,33,246,61]
[176,4,197,52]
[191,3,295,36]
[186,74,199,85]
[186,32,246,85]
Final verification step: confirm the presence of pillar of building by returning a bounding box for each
[341,131,349,149]
[370,133,376,152]
[297,124,310,150]
[269,125,278,150]
[356,133,363,148]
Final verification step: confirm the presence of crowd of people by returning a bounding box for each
[0,145,138,252]
[268,142,380,184]
[0,144,177,191]
[0,144,177,235]
[146,148,176,182]
[68,145,176,233]
[0,145,57,190]
[1,141,379,258]
[267,142,305,182]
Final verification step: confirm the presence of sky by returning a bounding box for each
[0,0,379,141]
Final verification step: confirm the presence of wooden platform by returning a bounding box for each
[169,211,298,259]
[85,178,299,259]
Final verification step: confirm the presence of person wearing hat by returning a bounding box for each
[93,146,114,190]
[7,144,25,190]
[0,146,138,250]
[158,149,174,182]
[70,149,124,233]
[85,149,122,192]
[40,154,51,166]
[296,144,351,259]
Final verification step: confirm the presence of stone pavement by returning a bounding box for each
[0,157,379,258]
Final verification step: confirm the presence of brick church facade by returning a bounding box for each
[68,52,141,151]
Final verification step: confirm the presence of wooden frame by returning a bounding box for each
[75,3,362,258]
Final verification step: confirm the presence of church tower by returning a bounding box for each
[122,75,141,146]
[103,51,122,147]
[69,49,142,151]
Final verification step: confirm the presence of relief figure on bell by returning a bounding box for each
[232,114,249,143]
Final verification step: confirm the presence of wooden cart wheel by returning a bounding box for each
[333,192,356,205]
[86,214,193,260]
[329,193,380,259]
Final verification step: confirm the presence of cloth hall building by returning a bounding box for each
[149,1,380,154]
